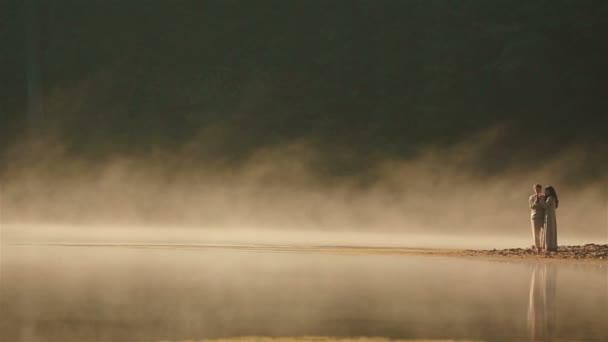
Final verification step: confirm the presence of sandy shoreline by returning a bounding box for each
[8,242,608,264]
[161,338,481,342]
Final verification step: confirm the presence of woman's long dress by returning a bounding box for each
[543,197,558,251]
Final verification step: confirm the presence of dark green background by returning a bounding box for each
[2,1,607,178]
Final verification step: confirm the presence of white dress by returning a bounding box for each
[542,196,558,251]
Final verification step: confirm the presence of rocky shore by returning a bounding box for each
[465,244,608,261]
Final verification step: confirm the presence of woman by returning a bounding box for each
[542,186,559,252]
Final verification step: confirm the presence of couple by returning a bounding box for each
[529,184,559,252]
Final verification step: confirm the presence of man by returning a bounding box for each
[529,183,546,250]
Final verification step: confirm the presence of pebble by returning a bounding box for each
[466,244,608,260]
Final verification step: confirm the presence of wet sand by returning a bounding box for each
[11,242,608,263]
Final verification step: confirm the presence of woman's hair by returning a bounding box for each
[545,186,559,208]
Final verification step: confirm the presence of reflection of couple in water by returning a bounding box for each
[529,184,559,252]
[527,263,557,341]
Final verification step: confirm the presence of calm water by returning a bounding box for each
[1,245,607,341]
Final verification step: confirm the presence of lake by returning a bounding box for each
[1,244,606,341]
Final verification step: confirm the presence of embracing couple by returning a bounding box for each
[529,184,559,252]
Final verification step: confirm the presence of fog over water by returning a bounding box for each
[2,132,606,342]
[3,0,608,247]
[3,129,607,247]
[2,2,608,341]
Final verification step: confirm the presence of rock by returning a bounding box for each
[476,244,608,260]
